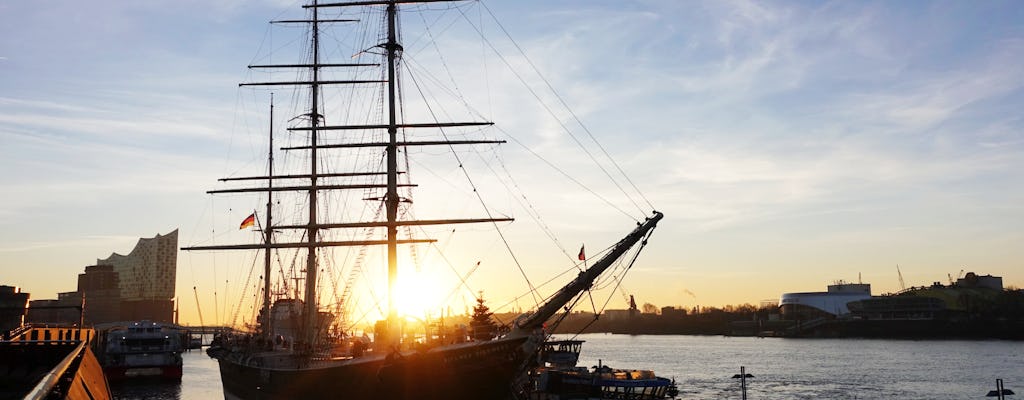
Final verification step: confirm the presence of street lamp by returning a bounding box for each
[732,366,754,400]
[987,379,1014,399]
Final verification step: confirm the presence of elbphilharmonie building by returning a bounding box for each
[95,229,177,322]
[27,229,178,325]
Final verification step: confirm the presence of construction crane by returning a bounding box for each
[610,275,633,309]
[948,269,965,286]
[896,265,906,292]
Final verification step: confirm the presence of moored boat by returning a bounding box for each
[93,321,185,381]
[531,365,679,400]
[529,340,679,400]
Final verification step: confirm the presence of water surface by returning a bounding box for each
[566,334,1023,399]
[111,334,1022,399]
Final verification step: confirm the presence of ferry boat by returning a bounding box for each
[93,321,185,381]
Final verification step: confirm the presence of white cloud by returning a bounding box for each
[2,0,1023,310]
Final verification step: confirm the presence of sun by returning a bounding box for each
[392,270,446,318]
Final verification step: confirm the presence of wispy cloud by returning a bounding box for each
[1,0,1022,310]
[838,39,1024,133]
[504,1,1024,239]
[0,235,142,254]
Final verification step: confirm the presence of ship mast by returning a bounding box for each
[511,211,663,335]
[384,0,401,346]
[305,0,507,347]
[303,0,322,348]
[262,94,275,338]
[186,0,511,346]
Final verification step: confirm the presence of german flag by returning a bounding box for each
[239,213,256,230]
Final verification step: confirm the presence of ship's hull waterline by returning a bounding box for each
[215,336,531,400]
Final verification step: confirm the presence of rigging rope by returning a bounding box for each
[455,5,645,220]
[568,226,658,340]
[394,58,566,264]
[403,59,541,306]
[476,1,656,215]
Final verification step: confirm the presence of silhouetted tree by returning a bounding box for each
[470,292,498,341]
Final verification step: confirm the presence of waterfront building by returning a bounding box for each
[956,272,1002,290]
[96,229,177,323]
[26,230,178,325]
[26,292,82,324]
[779,272,1006,322]
[660,306,687,319]
[602,309,634,321]
[77,265,121,324]
[0,286,30,333]
[884,272,1004,315]
[779,282,872,320]
[846,296,947,320]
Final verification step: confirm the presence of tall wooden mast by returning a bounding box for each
[184,0,512,346]
[384,0,401,341]
[262,94,275,337]
[510,211,663,334]
[303,0,322,348]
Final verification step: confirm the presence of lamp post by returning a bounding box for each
[986,379,1015,399]
[731,366,754,400]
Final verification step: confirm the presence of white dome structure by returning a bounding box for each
[780,282,872,319]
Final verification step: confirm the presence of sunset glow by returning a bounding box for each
[392,269,447,319]
[0,1,1021,327]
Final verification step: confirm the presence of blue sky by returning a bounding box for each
[2,1,1022,324]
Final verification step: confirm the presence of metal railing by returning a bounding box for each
[22,339,87,400]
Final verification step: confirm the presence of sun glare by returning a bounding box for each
[393,270,446,318]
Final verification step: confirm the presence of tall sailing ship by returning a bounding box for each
[183,1,662,399]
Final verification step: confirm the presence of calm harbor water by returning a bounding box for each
[112,334,1023,399]
[568,334,1023,399]
[109,347,221,400]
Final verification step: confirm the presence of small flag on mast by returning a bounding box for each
[239,213,256,230]
[578,244,586,261]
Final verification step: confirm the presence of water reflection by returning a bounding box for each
[109,349,222,400]
[111,381,181,400]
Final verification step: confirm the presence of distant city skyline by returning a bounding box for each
[25,230,176,325]
[2,1,1022,326]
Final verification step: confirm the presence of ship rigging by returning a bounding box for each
[183,1,662,398]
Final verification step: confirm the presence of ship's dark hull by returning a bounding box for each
[215,336,532,400]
